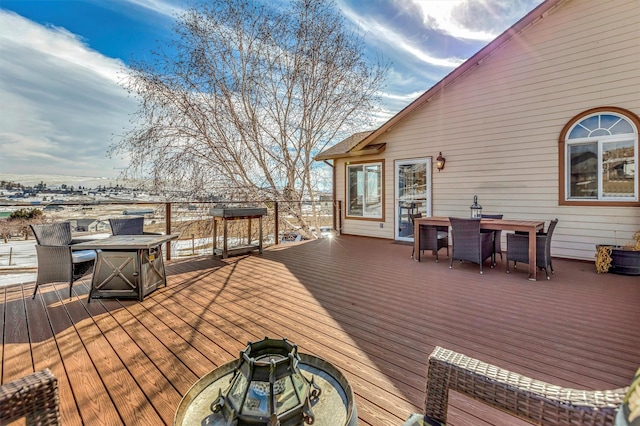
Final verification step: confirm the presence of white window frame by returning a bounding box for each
[346,161,383,219]
[564,112,638,202]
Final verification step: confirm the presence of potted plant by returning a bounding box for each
[595,230,640,275]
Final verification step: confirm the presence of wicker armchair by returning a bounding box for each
[0,369,60,425]
[410,213,449,262]
[507,218,558,280]
[30,222,97,298]
[449,217,494,274]
[480,213,503,263]
[108,216,163,236]
[404,346,627,426]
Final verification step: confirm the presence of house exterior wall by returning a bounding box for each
[335,0,640,260]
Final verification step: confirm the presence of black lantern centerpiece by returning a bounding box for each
[470,195,482,218]
[212,337,319,425]
[174,337,357,426]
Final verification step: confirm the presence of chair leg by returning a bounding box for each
[69,263,75,298]
[32,284,39,299]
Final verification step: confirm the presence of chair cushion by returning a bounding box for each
[71,250,97,263]
[616,366,640,425]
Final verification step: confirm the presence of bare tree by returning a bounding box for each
[112,0,388,237]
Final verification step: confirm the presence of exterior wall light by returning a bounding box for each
[436,152,446,171]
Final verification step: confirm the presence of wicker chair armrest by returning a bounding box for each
[418,346,625,425]
[0,368,60,425]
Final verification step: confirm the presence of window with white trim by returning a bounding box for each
[565,112,637,201]
[346,162,382,218]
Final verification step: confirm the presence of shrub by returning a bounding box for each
[8,208,43,220]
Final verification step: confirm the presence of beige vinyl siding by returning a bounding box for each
[333,0,640,260]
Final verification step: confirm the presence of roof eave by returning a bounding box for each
[313,143,386,161]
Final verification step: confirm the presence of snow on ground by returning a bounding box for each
[0,235,271,287]
[0,239,37,287]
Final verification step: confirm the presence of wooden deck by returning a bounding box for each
[2,235,639,425]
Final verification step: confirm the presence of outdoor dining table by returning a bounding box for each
[73,234,178,301]
[413,216,545,281]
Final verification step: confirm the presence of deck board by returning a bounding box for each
[2,235,639,426]
[42,282,120,425]
[85,297,179,422]
[25,285,83,425]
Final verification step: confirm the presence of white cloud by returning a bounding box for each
[0,11,136,177]
[411,0,495,41]
[410,0,544,42]
[339,3,464,69]
[123,0,183,18]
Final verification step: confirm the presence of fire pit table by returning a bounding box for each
[73,234,178,302]
[174,338,357,426]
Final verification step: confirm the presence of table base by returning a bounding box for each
[88,246,166,302]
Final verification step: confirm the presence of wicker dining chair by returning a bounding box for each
[449,217,494,274]
[108,216,162,236]
[109,216,142,235]
[506,218,558,280]
[404,346,628,426]
[410,213,449,262]
[480,213,503,263]
[30,222,97,298]
[0,369,60,425]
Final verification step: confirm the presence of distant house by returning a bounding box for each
[68,219,110,233]
[315,0,640,261]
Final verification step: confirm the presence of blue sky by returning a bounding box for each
[0,0,544,178]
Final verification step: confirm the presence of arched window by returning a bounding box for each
[560,108,638,205]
